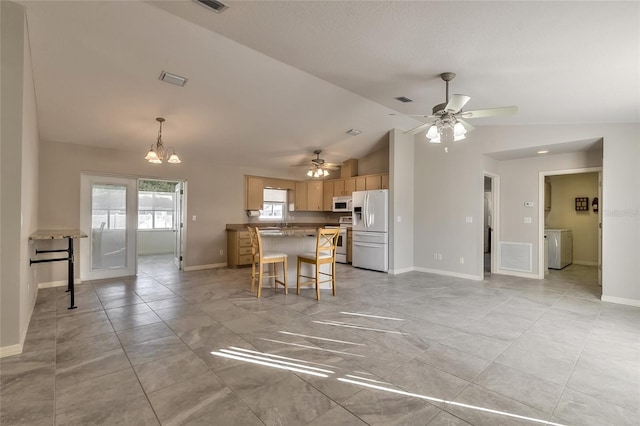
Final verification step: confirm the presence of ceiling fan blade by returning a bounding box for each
[290,164,311,167]
[458,119,475,133]
[390,113,435,118]
[404,120,437,135]
[445,94,471,113]
[461,105,518,119]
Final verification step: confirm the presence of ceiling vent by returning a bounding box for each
[159,71,188,87]
[395,96,413,103]
[346,129,362,136]
[194,0,229,14]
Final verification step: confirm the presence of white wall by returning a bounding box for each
[546,173,599,265]
[137,231,174,255]
[0,1,40,355]
[412,123,639,305]
[389,129,414,273]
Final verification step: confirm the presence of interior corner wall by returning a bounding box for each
[389,129,414,273]
[601,129,640,305]
[358,136,390,175]
[1,0,38,354]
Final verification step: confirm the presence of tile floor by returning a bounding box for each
[1,258,639,425]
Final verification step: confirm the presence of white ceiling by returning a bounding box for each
[19,1,639,172]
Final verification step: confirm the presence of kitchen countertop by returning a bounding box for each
[225,222,338,232]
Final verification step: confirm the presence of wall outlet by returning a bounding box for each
[524,201,534,207]
[397,216,402,223]
[434,253,438,260]
[219,249,224,256]
[459,257,464,264]
[524,217,532,224]
[438,253,442,261]
[466,216,473,223]
[192,215,197,222]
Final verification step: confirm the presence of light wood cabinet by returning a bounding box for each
[323,181,334,211]
[333,179,346,196]
[356,177,366,191]
[245,176,264,210]
[381,174,389,189]
[295,181,308,211]
[227,230,253,268]
[344,178,356,196]
[307,181,323,211]
[264,178,295,191]
[365,175,382,190]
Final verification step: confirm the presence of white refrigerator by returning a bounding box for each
[352,189,388,272]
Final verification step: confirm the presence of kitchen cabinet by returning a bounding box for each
[264,178,295,191]
[295,181,308,211]
[333,179,346,196]
[356,176,366,191]
[365,175,382,190]
[227,230,253,267]
[344,178,356,196]
[381,174,389,189]
[245,176,264,210]
[323,181,334,211]
[307,181,323,211]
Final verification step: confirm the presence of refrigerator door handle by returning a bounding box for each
[363,192,368,228]
[354,242,382,248]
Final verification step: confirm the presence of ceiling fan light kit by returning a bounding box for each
[402,72,517,146]
[145,117,182,164]
[291,149,341,178]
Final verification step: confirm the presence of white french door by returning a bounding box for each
[80,174,137,280]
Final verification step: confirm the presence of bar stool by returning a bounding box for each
[296,228,340,300]
[247,226,288,298]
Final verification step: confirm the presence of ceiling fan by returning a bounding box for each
[291,150,342,177]
[396,72,517,143]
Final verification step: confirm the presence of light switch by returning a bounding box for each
[397,216,402,223]
[192,215,197,222]
[524,217,532,224]
[466,216,473,223]
[524,201,534,207]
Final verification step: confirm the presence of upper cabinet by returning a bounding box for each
[295,181,308,211]
[245,176,264,210]
[307,181,323,211]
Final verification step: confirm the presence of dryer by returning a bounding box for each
[545,229,573,269]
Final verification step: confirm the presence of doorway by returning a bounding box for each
[539,168,602,288]
[137,179,185,275]
[482,173,499,276]
[80,174,138,280]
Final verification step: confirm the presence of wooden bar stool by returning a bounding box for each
[296,228,340,300]
[247,226,288,298]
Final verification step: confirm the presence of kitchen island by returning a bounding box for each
[226,225,335,290]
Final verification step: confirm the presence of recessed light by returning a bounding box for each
[537,150,549,154]
[346,129,361,136]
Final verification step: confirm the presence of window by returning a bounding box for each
[92,184,127,230]
[138,191,175,230]
[260,189,287,220]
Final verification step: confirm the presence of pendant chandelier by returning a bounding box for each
[144,117,181,164]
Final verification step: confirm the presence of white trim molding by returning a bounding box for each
[495,269,539,280]
[601,296,640,307]
[38,279,82,289]
[413,267,483,282]
[388,267,415,275]
[0,343,24,358]
[183,262,227,272]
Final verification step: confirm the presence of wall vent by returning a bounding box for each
[499,242,532,272]
[159,71,188,87]
[194,0,229,14]
[395,96,413,103]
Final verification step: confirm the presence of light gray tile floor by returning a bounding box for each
[1,260,639,426]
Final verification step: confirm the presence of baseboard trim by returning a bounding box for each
[388,266,415,275]
[601,295,640,307]
[413,267,483,281]
[38,279,81,289]
[184,262,227,272]
[573,261,598,266]
[0,343,23,358]
[495,269,539,279]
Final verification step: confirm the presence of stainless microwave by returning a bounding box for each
[332,196,352,212]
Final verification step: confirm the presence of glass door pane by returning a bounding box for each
[91,183,127,270]
[80,174,137,281]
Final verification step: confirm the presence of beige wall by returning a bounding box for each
[37,141,292,282]
[1,1,40,353]
[358,138,389,175]
[546,173,599,265]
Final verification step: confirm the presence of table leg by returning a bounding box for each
[67,237,77,310]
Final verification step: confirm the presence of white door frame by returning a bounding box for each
[537,167,602,279]
[173,180,187,270]
[80,174,138,280]
[481,171,500,276]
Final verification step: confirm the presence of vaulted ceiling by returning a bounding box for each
[19,1,639,172]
